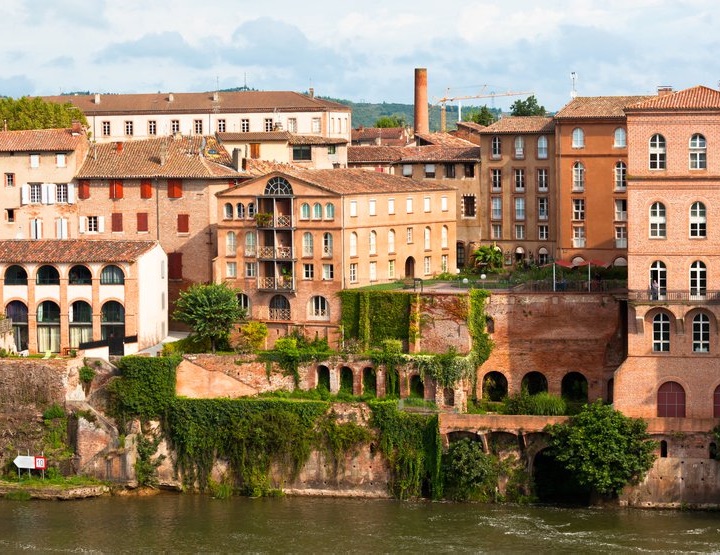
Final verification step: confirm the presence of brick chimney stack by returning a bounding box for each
[414,68,429,135]
[657,86,673,96]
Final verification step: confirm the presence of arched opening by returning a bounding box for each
[485,316,495,334]
[488,431,520,455]
[316,365,330,392]
[5,265,28,285]
[101,301,125,355]
[657,381,685,417]
[269,295,291,321]
[514,246,525,264]
[36,265,60,285]
[69,300,92,348]
[362,367,376,397]
[69,264,92,285]
[409,374,424,399]
[100,264,124,285]
[521,371,548,395]
[660,440,668,458]
[561,372,588,409]
[443,387,455,407]
[607,378,614,404]
[340,367,354,395]
[37,300,61,353]
[386,367,399,398]
[482,371,508,402]
[447,431,482,444]
[6,300,28,352]
[533,449,591,505]
[404,256,415,279]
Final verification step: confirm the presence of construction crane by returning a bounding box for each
[434,87,533,132]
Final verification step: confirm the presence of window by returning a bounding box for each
[102,121,111,136]
[402,164,413,177]
[693,313,710,352]
[615,225,627,248]
[288,118,297,133]
[653,313,670,352]
[650,134,666,169]
[237,203,245,219]
[77,180,90,200]
[322,264,334,280]
[69,300,92,349]
[303,232,314,257]
[369,230,377,254]
[312,118,321,133]
[111,213,123,232]
[538,225,548,241]
[515,224,525,239]
[649,202,666,238]
[177,214,189,233]
[349,200,357,217]
[491,197,502,220]
[243,262,255,278]
[85,215,101,233]
[313,203,322,219]
[514,136,524,158]
[369,261,377,282]
[30,218,42,240]
[614,162,627,190]
[441,226,448,249]
[573,225,586,247]
[56,183,68,203]
[323,233,333,256]
[140,179,152,199]
[441,254,448,273]
[572,128,584,148]
[56,153,66,168]
[388,259,396,279]
[441,196,448,211]
[690,202,706,237]
[109,179,123,199]
[491,136,501,158]
[423,227,431,250]
[5,208,14,223]
[424,256,431,275]
[369,199,377,216]
[303,263,314,279]
[689,134,707,169]
[194,119,203,134]
[137,213,149,233]
[168,252,183,279]
[657,382,685,417]
[406,197,413,213]
[292,145,312,161]
[538,197,548,220]
[168,179,183,198]
[406,227,413,244]
[241,119,249,133]
[217,119,226,133]
[226,231,237,256]
[388,198,395,214]
[224,203,233,220]
[614,128,627,148]
[325,203,335,219]
[537,168,548,192]
[37,300,60,352]
[514,168,525,191]
[424,196,431,212]
[30,183,41,203]
[445,163,455,178]
[388,229,395,253]
[614,199,627,221]
[462,195,476,218]
[5,173,14,187]
[309,296,329,319]
[572,162,585,191]
[424,164,436,178]
[690,260,707,297]
[464,163,475,178]
[491,169,502,191]
[349,232,358,257]
[247,203,256,217]
[515,198,525,220]
[537,136,548,159]
[226,262,237,278]
[300,203,310,219]
[100,265,124,285]
[349,263,357,283]
[573,199,585,221]
[492,224,502,239]
[148,120,157,135]
[125,121,133,136]
[171,120,180,134]
[537,247,549,265]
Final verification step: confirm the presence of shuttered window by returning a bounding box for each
[137,213,148,232]
[168,252,183,279]
[78,180,90,199]
[109,179,123,199]
[168,179,183,198]
[111,213,123,232]
[177,214,189,233]
[140,179,152,199]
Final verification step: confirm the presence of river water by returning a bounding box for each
[1,494,719,553]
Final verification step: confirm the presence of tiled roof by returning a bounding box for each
[348,144,479,164]
[287,135,347,146]
[470,116,555,134]
[218,131,292,142]
[0,239,159,263]
[348,146,403,163]
[42,91,350,115]
[625,86,720,111]
[0,128,85,152]
[414,132,478,146]
[456,121,486,132]
[220,167,455,197]
[77,136,245,179]
[243,159,302,177]
[554,96,653,119]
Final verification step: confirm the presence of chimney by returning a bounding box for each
[213,91,219,102]
[309,87,314,98]
[168,93,174,102]
[160,142,168,166]
[116,141,123,153]
[414,68,429,135]
[657,86,673,96]
[94,93,101,104]
[232,148,244,171]
[71,121,82,136]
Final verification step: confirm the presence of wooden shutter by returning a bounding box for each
[137,212,148,232]
[250,143,260,159]
[109,179,123,199]
[140,179,152,199]
[168,252,183,279]
[168,179,183,198]
[177,214,189,233]
[78,180,90,199]
[111,213,123,232]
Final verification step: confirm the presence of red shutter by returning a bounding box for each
[78,180,90,199]
[177,214,189,233]
[140,179,152,199]
[168,179,183,198]
[111,213,123,232]
[109,179,123,199]
[168,252,183,279]
[137,212,148,232]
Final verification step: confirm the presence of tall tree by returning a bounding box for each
[510,95,547,117]
[173,283,245,352]
[374,115,406,128]
[463,105,496,126]
[0,96,87,130]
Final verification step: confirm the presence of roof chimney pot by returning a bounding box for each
[657,86,673,96]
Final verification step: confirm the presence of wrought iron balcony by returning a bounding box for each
[257,277,294,292]
[629,289,720,304]
[257,246,293,260]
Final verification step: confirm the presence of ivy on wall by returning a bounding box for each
[339,291,412,348]
[468,289,494,367]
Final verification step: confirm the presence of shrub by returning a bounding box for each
[79,365,96,384]
[443,438,499,501]
[501,391,566,415]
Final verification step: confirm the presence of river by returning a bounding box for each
[0,494,719,553]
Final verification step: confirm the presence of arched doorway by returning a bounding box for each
[37,300,61,353]
[316,365,330,392]
[340,366,354,395]
[101,301,125,355]
[6,300,28,352]
[404,257,415,279]
[362,367,376,397]
[409,374,424,398]
[482,371,508,402]
[561,372,588,403]
[533,449,591,505]
[521,371,548,395]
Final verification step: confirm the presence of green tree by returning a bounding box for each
[510,95,547,116]
[374,114,406,128]
[463,105,496,126]
[443,438,499,501]
[0,96,87,130]
[545,401,657,497]
[173,283,245,352]
[472,244,503,271]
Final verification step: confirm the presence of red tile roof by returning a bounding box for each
[77,136,245,179]
[468,116,555,134]
[217,131,346,146]
[43,91,350,115]
[414,132,478,146]
[0,128,86,152]
[554,96,653,119]
[243,159,302,176]
[625,86,720,111]
[0,239,159,263]
[351,127,410,146]
[348,144,479,164]
[348,146,403,163]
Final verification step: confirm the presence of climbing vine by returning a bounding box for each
[339,291,412,348]
[468,289,494,367]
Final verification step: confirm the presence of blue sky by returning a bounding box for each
[2,0,719,112]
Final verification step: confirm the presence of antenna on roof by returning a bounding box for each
[570,72,578,99]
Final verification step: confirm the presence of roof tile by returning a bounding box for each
[0,128,85,152]
[0,239,159,263]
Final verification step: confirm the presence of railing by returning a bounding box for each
[275,215,292,227]
[244,247,256,257]
[521,279,628,293]
[257,277,294,291]
[629,289,720,304]
[257,246,293,259]
[269,308,292,321]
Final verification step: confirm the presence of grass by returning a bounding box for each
[1,474,107,489]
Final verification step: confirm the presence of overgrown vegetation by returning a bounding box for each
[501,391,567,416]
[443,439,499,501]
[258,331,333,386]
[134,431,165,488]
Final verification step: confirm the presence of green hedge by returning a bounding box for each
[339,291,412,347]
[108,355,181,420]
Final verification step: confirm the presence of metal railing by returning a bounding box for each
[257,277,294,291]
[629,289,720,303]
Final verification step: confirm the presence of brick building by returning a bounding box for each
[215,168,456,346]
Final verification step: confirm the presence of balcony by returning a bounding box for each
[254,214,293,228]
[257,246,293,259]
[629,289,720,304]
[257,277,294,291]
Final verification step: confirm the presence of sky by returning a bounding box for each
[2,0,720,113]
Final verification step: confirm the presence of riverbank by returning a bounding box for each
[0,479,110,500]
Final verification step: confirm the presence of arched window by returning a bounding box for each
[690,201,706,238]
[690,260,706,298]
[226,231,237,256]
[100,265,124,285]
[36,265,60,285]
[224,203,233,220]
[614,127,627,148]
[369,230,377,255]
[325,203,335,219]
[313,203,322,219]
[101,301,125,341]
[614,162,627,190]
[514,136,524,158]
[572,162,585,191]
[237,293,251,316]
[692,312,710,352]
[349,232,357,257]
[300,203,310,219]
[308,296,329,320]
[572,127,585,148]
[456,242,466,268]
[303,232,314,257]
[269,295,291,320]
[649,134,666,169]
[538,247,549,266]
[245,231,257,256]
[37,300,61,352]
[69,300,92,348]
[491,136,501,157]
[69,265,91,285]
[561,372,588,403]
[537,136,548,159]
[424,226,431,250]
[323,233,333,257]
[6,300,28,352]
[264,176,293,195]
[649,202,666,238]
[5,265,28,285]
[653,312,670,352]
[521,371,548,395]
[689,134,707,169]
[657,381,685,417]
[388,229,396,253]
[247,202,256,218]
[650,260,666,299]
[441,226,448,249]
[236,203,245,219]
